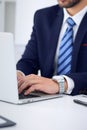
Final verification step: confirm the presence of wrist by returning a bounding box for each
[17,70,25,77]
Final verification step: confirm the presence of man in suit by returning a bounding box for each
[17,0,87,96]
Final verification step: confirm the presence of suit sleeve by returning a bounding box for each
[67,73,87,95]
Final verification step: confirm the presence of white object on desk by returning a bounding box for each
[73,94,87,106]
[0,95,87,130]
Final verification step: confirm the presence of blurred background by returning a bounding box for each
[0,0,57,62]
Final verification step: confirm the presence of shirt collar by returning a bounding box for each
[63,6,87,26]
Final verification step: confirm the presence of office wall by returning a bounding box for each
[15,0,57,45]
[4,1,16,34]
[0,0,16,33]
[0,0,57,61]
[0,0,4,31]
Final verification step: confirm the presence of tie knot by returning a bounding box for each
[67,17,75,27]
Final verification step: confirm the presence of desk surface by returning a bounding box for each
[0,95,87,130]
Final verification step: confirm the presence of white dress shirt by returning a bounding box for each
[53,6,87,94]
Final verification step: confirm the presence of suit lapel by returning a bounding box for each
[45,8,64,77]
[45,11,87,75]
[71,13,87,72]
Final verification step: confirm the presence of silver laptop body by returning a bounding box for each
[0,32,62,104]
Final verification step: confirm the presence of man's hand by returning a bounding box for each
[18,74,60,95]
[17,71,25,89]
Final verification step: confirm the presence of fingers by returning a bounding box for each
[24,84,41,95]
[18,74,40,94]
[18,74,59,95]
[18,81,30,94]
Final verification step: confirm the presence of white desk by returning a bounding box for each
[0,95,87,130]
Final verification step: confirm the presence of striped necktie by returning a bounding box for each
[57,17,75,75]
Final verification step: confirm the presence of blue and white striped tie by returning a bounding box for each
[57,17,75,75]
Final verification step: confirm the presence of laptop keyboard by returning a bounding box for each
[19,92,40,99]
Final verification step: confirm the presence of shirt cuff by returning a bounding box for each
[62,75,74,94]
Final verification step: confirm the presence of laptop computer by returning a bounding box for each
[0,32,63,104]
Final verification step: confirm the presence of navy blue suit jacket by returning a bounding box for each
[17,5,87,95]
